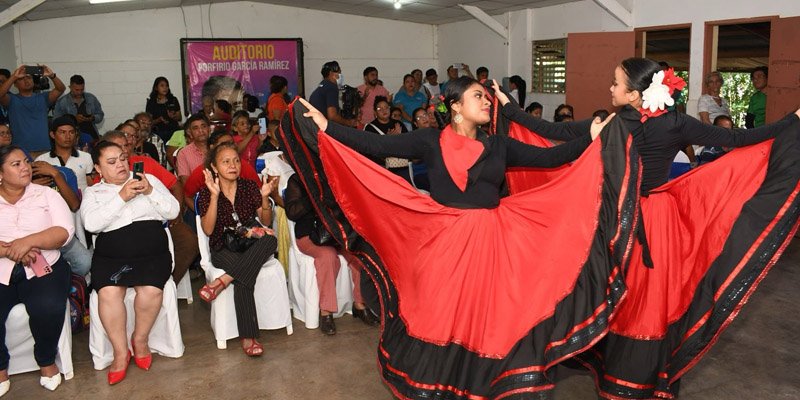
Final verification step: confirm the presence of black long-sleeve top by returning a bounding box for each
[501,103,800,195]
[325,122,592,209]
[284,173,316,239]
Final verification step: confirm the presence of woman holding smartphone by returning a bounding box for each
[81,141,179,385]
[0,145,74,395]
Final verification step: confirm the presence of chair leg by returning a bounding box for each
[286,324,293,335]
[216,340,227,350]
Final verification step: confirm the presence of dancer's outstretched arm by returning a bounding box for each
[678,109,800,148]
[506,113,612,168]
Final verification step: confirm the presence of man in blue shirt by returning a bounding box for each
[309,61,357,128]
[0,69,9,125]
[53,74,105,140]
[0,64,66,155]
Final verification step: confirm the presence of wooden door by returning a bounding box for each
[767,16,800,122]
[566,32,636,120]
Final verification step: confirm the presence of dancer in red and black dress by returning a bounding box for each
[492,58,800,399]
[277,76,642,398]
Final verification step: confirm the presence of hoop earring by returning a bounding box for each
[453,113,463,124]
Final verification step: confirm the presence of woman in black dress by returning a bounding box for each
[145,77,182,142]
[492,58,800,398]
[275,76,645,398]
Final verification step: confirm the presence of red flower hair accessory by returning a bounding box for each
[639,68,686,121]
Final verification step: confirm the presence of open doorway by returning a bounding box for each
[704,19,771,127]
[636,25,691,112]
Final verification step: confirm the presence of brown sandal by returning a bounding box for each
[199,278,227,303]
[241,339,264,357]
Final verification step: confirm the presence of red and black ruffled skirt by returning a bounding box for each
[502,120,800,399]
[278,100,640,398]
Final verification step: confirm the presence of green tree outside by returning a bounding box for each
[720,72,755,127]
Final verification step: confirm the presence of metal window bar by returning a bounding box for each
[532,39,567,94]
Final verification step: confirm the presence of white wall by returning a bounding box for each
[11,1,436,131]
[0,24,14,73]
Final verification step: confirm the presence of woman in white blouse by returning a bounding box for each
[80,141,179,385]
[698,71,731,124]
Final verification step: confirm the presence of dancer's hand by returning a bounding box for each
[795,108,800,119]
[298,98,328,131]
[490,80,510,106]
[590,113,616,140]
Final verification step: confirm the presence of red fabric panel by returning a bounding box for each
[318,131,605,357]
[505,122,570,194]
[611,141,772,338]
[439,125,484,192]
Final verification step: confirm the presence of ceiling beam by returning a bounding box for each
[591,0,632,27]
[0,0,46,28]
[459,4,508,40]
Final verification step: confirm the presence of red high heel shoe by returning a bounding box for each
[107,351,131,385]
[199,277,227,303]
[131,339,152,371]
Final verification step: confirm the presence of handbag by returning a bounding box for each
[367,123,410,169]
[309,218,335,247]
[222,212,265,253]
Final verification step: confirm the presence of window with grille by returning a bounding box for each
[531,39,567,93]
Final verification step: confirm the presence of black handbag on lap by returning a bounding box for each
[309,218,335,247]
[222,212,262,253]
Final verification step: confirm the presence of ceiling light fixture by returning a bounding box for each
[393,0,402,10]
[89,0,135,4]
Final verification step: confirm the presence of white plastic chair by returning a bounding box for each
[88,228,185,370]
[195,215,293,350]
[175,274,193,304]
[6,301,74,380]
[286,220,354,329]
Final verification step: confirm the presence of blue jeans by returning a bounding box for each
[61,236,92,276]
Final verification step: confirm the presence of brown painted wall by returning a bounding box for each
[566,32,636,120]
[767,16,800,122]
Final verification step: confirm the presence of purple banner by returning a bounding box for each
[182,39,303,115]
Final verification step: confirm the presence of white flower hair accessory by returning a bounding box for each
[638,68,686,121]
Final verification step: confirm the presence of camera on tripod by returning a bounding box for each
[24,65,50,91]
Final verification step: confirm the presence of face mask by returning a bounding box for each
[336,73,344,88]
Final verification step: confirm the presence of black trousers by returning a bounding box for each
[211,235,278,338]
[0,258,70,370]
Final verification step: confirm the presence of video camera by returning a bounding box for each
[24,65,50,91]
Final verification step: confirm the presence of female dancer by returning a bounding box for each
[278,76,641,398]
[492,57,800,398]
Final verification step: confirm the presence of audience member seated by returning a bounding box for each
[266,75,289,122]
[0,65,66,155]
[475,66,489,82]
[508,75,526,107]
[165,128,188,170]
[363,96,413,183]
[119,120,159,163]
[184,130,261,212]
[176,115,211,186]
[525,102,543,119]
[284,173,378,335]
[423,68,441,105]
[196,143,279,356]
[101,130,196,283]
[53,75,104,141]
[0,124,10,147]
[230,111,260,170]
[698,115,735,165]
[698,71,730,125]
[393,74,428,125]
[411,69,431,102]
[81,141,179,384]
[134,112,167,167]
[553,104,574,122]
[0,70,8,125]
[35,115,94,194]
[145,77,182,142]
[409,107,431,192]
[0,145,74,394]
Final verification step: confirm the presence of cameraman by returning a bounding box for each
[0,65,65,156]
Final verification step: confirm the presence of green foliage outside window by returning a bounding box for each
[720,72,755,127]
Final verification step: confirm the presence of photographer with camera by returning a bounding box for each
[309,61,358,128]
[0,65,65,156]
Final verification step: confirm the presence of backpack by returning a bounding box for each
[68,273,90,333]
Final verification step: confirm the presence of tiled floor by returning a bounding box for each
[5,240,799,399]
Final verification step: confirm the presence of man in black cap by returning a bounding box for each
[34,114,95,192]
[308,61,357,127]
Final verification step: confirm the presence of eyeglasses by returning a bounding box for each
[414,115,429,121]
[376,107,388,111]
[0,131,11,137]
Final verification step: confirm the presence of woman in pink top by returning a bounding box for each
[230,111,260,169]
[0,145,75,395]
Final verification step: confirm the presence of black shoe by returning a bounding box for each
[352,307,380,326]
[320,314,336,335]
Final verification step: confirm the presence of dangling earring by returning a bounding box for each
[453,113,463,124]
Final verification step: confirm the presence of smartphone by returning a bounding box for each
[258,117,267,134]
[133,161,144,180]
[25,65,44,76]
[29,253,53,278]
[451,63,464,70]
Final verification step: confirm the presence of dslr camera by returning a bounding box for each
[24,65,50,91]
